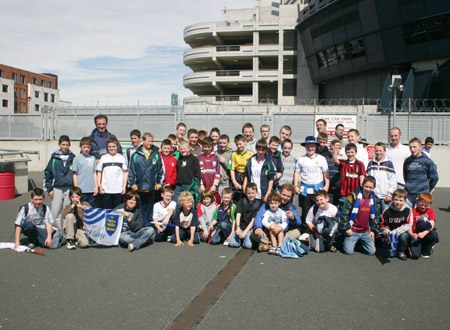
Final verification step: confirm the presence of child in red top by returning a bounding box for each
[160,139,177,188]
[408,192,439,259]
[198,137,221,195]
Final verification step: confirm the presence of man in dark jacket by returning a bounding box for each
[89,114,122,161]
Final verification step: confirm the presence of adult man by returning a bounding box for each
[89,114,122,162]
[385,127,410,189]
[253,183,302,243]
[331,124,347,146]
[316,119,327,135]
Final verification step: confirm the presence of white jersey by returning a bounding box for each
[153,201,176,225]
[15,202,54,229]
[250,158,265,199]
[97,153,127,194]
[305,204,338,223]
[295,154,329,185]
[386,143,410,185]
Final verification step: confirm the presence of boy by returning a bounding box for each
[128,132,164,226]
[278,125,297,156]
[152,187,177,242]
[124,129,142,167]
[160,139,177,189]
[267,136,284,190]
[217,134,233,195]
[332,143,366,205]
[176,122,187,144]
[208,188,236,245]
[380,189,412,260]
[261,192,288,255]
[14,188,56,249]
[408,193,439,259]
[97,137,128,209]
[278,139,297,187]
[187,129,202,156]
[294,136,330,222]
[404,138,438,207]
[242,122,257,153]
[340,176,381,256]
[171,191,200,246]
[197,190,219,242]
[347,129,368,169]
[174,140,201,204]
[116,191,155,252]
[327,140,342,205]
[243,139,276,203]
[73,137,98,207]
[316,132,332,158]
[422,136,434,158]
[198,137,221,193]
[230,183,262,249]
[62,186,91,249]
[44,135,75,230]
[305,190,339,253]
[230,134,253,202]
[260,124,271,144]
[367,142,396,211]
[167,134,180,158]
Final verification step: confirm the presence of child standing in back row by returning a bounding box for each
[73,137,97,207]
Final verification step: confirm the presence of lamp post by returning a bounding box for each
[388,75,404,128]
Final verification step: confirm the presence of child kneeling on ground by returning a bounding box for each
[171,191,200,246]
[306,190,339,253]
[63,186,91,249]
[116,191,155,252]
[261,192,288,255]
[208,188,236,245]
[14,188,59,250]
[408,193,439,259]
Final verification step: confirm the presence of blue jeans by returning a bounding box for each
[210,221,233,245]
[170,227,200,244]
[21,222,60,249]
[119,227,155,250]
[408,230,438,258]
[138,191,155,227]
[229,230,253,249]
[343,232,376,255]
[382,232,409,257]
[82,193,96,207]
[173,185,190,205]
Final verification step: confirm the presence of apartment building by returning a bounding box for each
[0,64,60,113]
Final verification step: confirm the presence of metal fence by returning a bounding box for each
[0,104,449,144]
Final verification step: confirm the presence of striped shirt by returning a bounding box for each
[338,159,365,196]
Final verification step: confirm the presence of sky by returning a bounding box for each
[1,0,257,104]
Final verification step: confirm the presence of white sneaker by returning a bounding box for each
[128,243,136,252]
[166,235,172,242]
[299,233,310,242]
[223,241,229,246]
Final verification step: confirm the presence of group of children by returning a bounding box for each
[13,119,439,260]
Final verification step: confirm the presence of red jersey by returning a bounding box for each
[339,159,366,196]
[411,207,436,233]
[198,153,221,189]
[161,153,177,187]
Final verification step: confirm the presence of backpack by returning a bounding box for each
[19,204,48,217]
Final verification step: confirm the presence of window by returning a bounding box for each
[48,81,53,88]
[2,84,7,93]
[41,80,45,87]
[44,93,48,102]
[31,77,37,85]
[20,102,26,113]
[284,30,297,51]
[20,89,26,99]
[12,73,18,83]
[51,94,55,103]
[2,99,8,107]
[283,79,297,96]
[14,87,18,97]
[35,104,40,111]
[316,37,366,68]
[0,69,4,78]
[20,75,26,84]
[35,91,40,98]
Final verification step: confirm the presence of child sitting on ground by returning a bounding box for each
[208,188,236,245]
[62,187,91,250]
[408,192,439,259]
[197,190,219,242]
[171,191,200,246]
[14,188,57,250]
[116,191,155,252]
[305,190,339,253]
[380,189,412,260]
[152,187,176,242]
[261,192,288,255]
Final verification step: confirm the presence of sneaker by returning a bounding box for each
[166,235,172,242]
[275,247,281,256]
[299,233,310,242]
[66,240,76,250]
[128,243,136,252]
[421,254,430,259]
[398,252,407,260]
[268,246,277,255]
[329,245,337,253]
[223,241,229,246]
[27,243,36,249]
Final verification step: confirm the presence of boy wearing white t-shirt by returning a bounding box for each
[306,190,339,253]
[97,137,128,209]
[294,136,330,223]
[152,187,176,242]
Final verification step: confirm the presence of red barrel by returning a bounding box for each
[0,162,15,200]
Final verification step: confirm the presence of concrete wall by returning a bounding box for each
[1,140,449,188]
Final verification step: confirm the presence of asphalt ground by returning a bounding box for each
[1,172,449,330]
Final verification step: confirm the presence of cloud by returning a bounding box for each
[0,0,258,102]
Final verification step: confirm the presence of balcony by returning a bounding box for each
[183,70,280,87]
[183,44,280,63]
